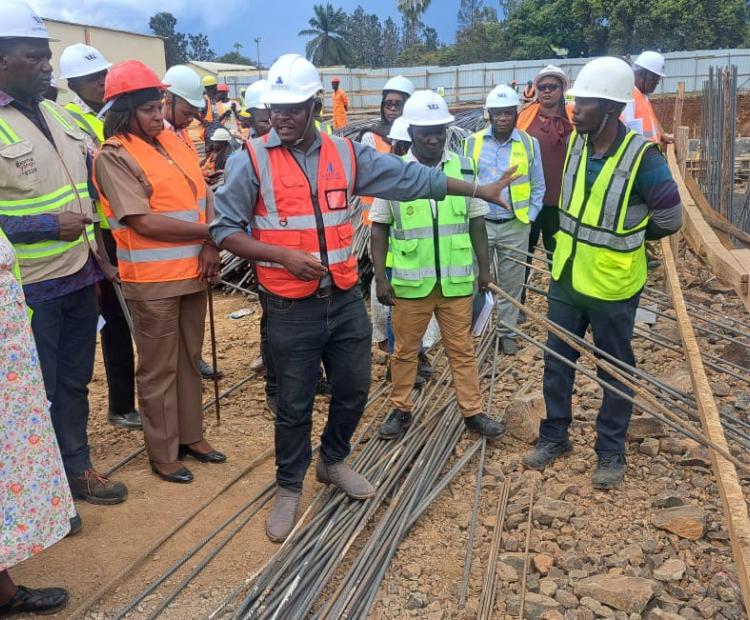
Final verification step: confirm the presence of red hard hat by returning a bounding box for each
[104,60,168,102]
[217,83,230,92]
[331,76,341,83]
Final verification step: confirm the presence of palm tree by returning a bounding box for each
[397,0,432,48]
[298,4,352,67]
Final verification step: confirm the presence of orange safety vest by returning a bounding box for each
[631,88,662,144]
[178,128,198,156]
[517,102,574,131]
[359,131,392,218]
[95,130,207,284]
[247,132,358,299]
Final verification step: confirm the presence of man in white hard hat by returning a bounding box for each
[0,2,128,509]
[464,84,545,355]
[162,64,204,154]
[60,43,142,432]
[243,79,272,138]
[211,55,516,542]
[371,90,507,441]
[622,51,669,144]
[522,57,683,489]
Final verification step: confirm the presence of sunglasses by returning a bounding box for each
[537,83,561,92]
[383,100,405,109]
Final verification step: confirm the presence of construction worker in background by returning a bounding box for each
[243,79,272,139]
[201,126,237,184]
[518,65,574,297]
[201,74,219,121]
[623,51,670,145]
[162,64,204,155]
[94,60,225,484]
[522,57,683,488]
[371,90,508,441]
[0,1,129,508]
[60,43,142,431]
[331,76,348,129]
[464,85,545,355]
[387,116,412,156]
[361,75,415,152]
[522,79,536,103]
[211,54,516,542]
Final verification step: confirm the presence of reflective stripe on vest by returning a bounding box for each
[551,129,653,301]
[246,132,358,298]
[14,224,95,259]
[314,119,334,135]
[95,130,207,283]
[0,182,90,215]
[464,129,534,223]
[390,152,475,299]
[0,118,21,145]
[64,104,104,144]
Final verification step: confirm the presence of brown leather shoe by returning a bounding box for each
[67,469,128,505]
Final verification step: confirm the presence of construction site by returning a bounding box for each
[3,1,750,620]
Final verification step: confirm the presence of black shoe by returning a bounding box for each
[592,453,626,489]
[500,337,519,355]
[66,513,82,537]
[379,409,412,440]
[179,445,227,463]
[417,352,436,378]
[198,358,223,380]
[107,409,142,429]
[150,463,194,483]
[0,585,69,616]
[522,440,573,470]
[464,413,506,437]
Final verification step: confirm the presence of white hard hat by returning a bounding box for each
[634,51,666,78]
[163,65,204,108]
[401,90,454,127]
[59,43,111,80]
[383,75,415,97]
[485,84,521,109]
[263,54,323,105]
[0,1,57,40]
[387,117,412,142]
[533,64,569,91]
[567,57,634,103]
[244,79,270,110]
[210,127,232,142]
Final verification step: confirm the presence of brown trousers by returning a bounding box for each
[391,287,483,416]
[128,291,206,465]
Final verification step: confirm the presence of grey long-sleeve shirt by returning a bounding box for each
[209,129,448,247]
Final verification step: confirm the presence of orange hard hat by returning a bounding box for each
[217,83,230,92]
[331,76,341,83]
[104,60,168,102]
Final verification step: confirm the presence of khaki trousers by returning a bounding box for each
[128,291,206,465]
[391,287,483,416]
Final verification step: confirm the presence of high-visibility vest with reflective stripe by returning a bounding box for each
[95,130,207,284]
[552,130,653,301]
[464,129,534,224]
[314,119,334,136]
[0,100,95,285]
[65,101,111,230]
[246,131,358,299]
[623,88,663,144]
[390,152,476,299]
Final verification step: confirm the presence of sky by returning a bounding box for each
[29,0,464,65]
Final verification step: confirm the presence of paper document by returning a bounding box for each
[471,291,494,337]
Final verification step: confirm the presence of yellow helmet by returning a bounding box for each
[202,74,218,87]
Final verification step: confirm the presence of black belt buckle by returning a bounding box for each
[315,286,335,298]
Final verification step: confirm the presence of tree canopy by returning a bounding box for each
[298,3,353,66]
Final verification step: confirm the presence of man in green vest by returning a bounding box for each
[371,90,507,440]
[522,57,683,488]
[464,85,545,356]
[60,43,141,430]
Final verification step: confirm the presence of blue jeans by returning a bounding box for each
[265,287,372,491]
[29,285,98,475]
[540,268,640,455]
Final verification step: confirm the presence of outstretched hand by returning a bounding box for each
[475,165,519,210]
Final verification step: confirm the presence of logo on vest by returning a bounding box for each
[278,216,288,227]
[406,205,414,216]
[15,156,37,178]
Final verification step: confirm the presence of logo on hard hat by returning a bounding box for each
[32,15,43,25]
[426,103,439,110]
[84,53,98,61]
[275,77,283,84]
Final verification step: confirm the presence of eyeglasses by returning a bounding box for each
[537,83,560,92]
[383,100,404,109]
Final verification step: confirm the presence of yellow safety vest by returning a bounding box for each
[0,100,95,285]
[552,130,653,301]
[464,129,534,223]
[65,102,109,230]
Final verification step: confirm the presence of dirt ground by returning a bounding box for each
[11,241,750,620]
[651,91,750,138]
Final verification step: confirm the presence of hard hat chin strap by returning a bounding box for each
[591,112,609,143]
[292,98,317,147]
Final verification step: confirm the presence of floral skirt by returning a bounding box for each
[1,300,75,570]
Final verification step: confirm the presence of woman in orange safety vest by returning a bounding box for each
[94,61,226,484]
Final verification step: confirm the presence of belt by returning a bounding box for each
[315,285,336,298]
[484,216,513,223]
